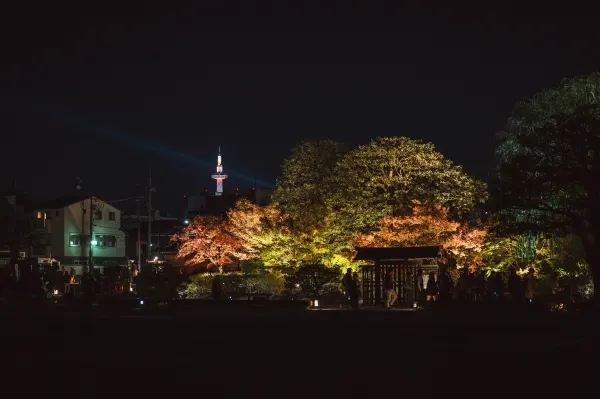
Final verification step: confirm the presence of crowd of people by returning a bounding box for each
[0,262,131,303]
[341,269,363,309]
[341,266,538,310]
[416,267,537,306]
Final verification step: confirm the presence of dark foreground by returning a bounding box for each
[2,302,599,397]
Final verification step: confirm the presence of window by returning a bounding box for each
[95,235,116,247]
[108,211,116,221]
[36,211,46,220]
[69,233,84,247]
[94,209,103,220]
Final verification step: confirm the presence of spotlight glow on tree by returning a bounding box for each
[171,216,245,268]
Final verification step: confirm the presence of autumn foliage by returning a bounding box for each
[354,204,487,269]
[171,216,246,268]
[173,137,488,271]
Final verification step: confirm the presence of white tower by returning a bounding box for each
[211,146,228,196]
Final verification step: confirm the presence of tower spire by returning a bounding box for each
[211,146,228,196]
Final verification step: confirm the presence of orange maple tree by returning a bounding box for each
[171,216,246,268]
[226,199,286,258]
[354,204,487,269]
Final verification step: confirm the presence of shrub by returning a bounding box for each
[284,264,342,299]
[177,269,285,299]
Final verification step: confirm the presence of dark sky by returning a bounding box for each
[2,1,599,214]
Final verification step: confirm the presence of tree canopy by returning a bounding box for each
[329,136,488,233]
[495,73,600,302]
[272,140,347,232]
[171,216,246,268]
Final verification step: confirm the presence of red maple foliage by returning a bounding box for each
[171,216,246,268]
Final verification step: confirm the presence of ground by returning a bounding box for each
[2,301,598,397]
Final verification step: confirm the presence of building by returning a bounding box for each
[356,246,441,305]
[121,211,183,268]
[29,196,127,274]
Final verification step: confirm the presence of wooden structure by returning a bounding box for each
[356,246,441,305]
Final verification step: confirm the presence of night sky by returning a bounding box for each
[2,1,599,214]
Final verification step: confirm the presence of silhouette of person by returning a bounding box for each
[416,269,425,305]
[342,268,354,307]
[384,270,397,309]
[352,272,361,309]
[426,271,438,302]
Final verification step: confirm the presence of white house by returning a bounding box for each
[31,196,127,274]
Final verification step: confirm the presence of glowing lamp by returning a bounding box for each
[91,239,98,246]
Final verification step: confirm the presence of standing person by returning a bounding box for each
[455,268,470,303]
[352,272,361,310]
[426,271,438,302]
[525,268,535,304]
[342,268,354,307]
[416,269,425,305]
[384,270,397,309]
[437,266,453,303]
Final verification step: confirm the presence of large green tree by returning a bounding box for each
[329,137,487,234]
[495,73,600,303]
[272,140,348,232]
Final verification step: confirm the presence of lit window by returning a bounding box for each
[95,235,116,247]
[69,233,83,247]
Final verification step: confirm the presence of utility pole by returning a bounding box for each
[136,198,141,274]
[147,169,154,268]
[77,178,86,261]
[88,196,94,274]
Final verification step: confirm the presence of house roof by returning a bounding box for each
[354,246,441,261]
[27,195,119,211]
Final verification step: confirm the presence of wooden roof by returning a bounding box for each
[354,246,441,261]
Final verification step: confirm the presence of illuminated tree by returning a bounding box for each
[495,73,600,303]
[227,199,356,269]
[284,264,341,299]
[329,137,487,234]
[171,216,246,269]
[354,204,487,270]
[446,226,488,270]
[221,138,486,271]
[353,204,459,247]
[227,199,286,259]
[272,140,348,232]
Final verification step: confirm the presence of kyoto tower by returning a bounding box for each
[211,146,228,196]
